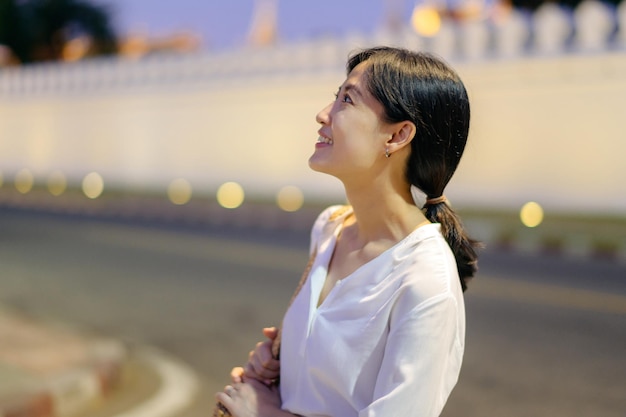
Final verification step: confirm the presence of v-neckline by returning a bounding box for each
[313,209,430,309]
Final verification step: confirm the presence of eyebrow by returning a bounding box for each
[340,83,365,98]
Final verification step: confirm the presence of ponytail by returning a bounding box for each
[346,47,480,290]
[423,200,480,292]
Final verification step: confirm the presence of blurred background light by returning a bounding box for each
[276,185,304,212]
[520,201,544,227]
[15,169,34,194]
[167,178,193,205]
[411,5,441,37]
[47,171,67,196]
[61,36,91,62]
[217,182,245,209]
[119,34,150,59]
[82,172,104,199]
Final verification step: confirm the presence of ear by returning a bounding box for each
[385,121,416,154]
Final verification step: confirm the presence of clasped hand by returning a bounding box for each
[215,327,282,417]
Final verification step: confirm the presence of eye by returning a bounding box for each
[333,89,352,104]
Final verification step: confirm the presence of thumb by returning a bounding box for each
[262,327,279,340]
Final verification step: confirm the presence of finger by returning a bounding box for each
[243,362,272,381]
[250,350,280,376]
[254,358,280,376]
[243,362,278,385]
[247,342,270,370]
[230,366,244,383]
[252,344,280,372]
[262,327,278,340]
[255,341,276,365]
[223,384,236,397]
[261,356,280,371]
[214,393,234,415]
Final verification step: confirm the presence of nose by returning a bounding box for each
[315,102,332,125]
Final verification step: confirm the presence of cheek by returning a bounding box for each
[338,138,380,170]
[332,111,385,161]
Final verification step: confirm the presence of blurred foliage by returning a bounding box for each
[0,0,117,64]
[511,0,622,11]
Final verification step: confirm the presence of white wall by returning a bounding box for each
[452,52,626,214]
[1,34,625,214]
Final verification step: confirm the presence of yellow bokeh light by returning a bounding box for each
[520,201,544,228]
[82,172,104,199]
[15,169,34,194]
[62,36,91,62]
[276,186,304,212]
[217,182,245,209]
[411,6,442,37]
[168,178,193,205]
[47,171,67,196]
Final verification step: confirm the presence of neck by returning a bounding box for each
[342,179,429,244]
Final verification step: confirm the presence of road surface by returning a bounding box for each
[0,208,624,416]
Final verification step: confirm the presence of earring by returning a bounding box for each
[385,148,390,158]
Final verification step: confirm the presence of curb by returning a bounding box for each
[0,311,127,417]
[110,347,199,417]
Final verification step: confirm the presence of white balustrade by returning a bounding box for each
[1,1,625,97]
[429,19,457,59]
[574,0,615,51]
[459,20,491,59]
[533,3,574,54]
[493,9,531,57]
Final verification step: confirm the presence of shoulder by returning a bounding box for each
[315,204,352,223]
[391,224,462,306]
[308,205,352,254]
[388,225,465,342]
[311,204,351,235]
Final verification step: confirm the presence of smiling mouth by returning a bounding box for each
[317,136,334,145]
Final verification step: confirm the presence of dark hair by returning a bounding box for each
[347,46,480,291]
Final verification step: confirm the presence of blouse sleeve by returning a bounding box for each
[359,293,464,417]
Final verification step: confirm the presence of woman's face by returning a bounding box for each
[309,62,392,183]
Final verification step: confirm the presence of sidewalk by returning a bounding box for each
[0,306,205,417]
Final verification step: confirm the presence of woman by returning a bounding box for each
[216,46,480,417]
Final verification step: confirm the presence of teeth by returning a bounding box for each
[317,136,333,145]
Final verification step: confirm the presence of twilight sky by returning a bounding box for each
[101,0,415,51]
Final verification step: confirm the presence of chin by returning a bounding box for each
[308,156,328,174]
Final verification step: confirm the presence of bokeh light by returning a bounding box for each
[217,182,245,209]
[62,37,91,62]
[276,185,304,212]
[411,5,441,37]
[15,169,34,194]
[168,178,193,205]
[47,171,67,196]
[82,172,104,199]
[520,201,544,227]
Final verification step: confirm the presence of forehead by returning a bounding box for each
[344,62,370,89]
[343,62,387,117]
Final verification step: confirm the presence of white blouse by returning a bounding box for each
[280,205,465,417]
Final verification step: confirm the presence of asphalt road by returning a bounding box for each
[0,209,624,417]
